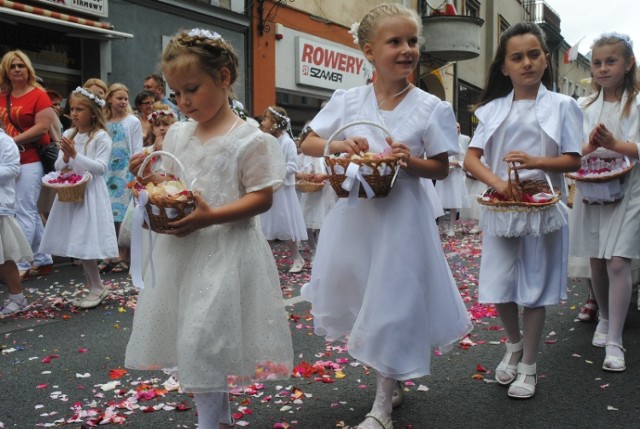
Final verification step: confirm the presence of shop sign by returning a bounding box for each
[33,0,108,18]
[296,37,371,91]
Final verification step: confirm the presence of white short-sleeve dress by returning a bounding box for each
[301,85,472,380]
[569,91,640,260]
[260,133,308,241]
[125,121,293,393]
[470,87,582,307]
[39,130,119,260]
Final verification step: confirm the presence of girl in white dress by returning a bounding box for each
[125,28,293,429]
[569,33,640,372]
[0,128,32,317]
[464,22,582,399]
[259,106,308,273]
[436,122,470,237]
[40,87,118,309]
[296,152,337,251]
[300,5,472,428]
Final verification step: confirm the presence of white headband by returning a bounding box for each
[73,86,105,108]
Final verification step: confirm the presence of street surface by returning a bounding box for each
[1,222,639,428]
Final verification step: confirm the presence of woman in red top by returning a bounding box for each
[0,50,55,278]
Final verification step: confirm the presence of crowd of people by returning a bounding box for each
[1,2,639,428]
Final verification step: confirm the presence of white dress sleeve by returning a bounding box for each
[308,90,348,140]
[240,132,286,193]
[421,100,459,158]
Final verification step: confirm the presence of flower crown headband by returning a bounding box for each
[147,109,175,122]
[348,22,360,45]
[73,86,105,108]
[599,31,634,50]
[268,106,290,128]
[187,28,222,42]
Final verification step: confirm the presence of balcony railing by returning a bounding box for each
[527,0,561,32]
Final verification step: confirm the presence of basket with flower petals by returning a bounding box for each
[477,163,565,237]
[132,150,195,233]
[42,170,92,203]
[323,120,400,199]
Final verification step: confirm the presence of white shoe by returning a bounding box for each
[446,229,455,237]
[0,298,31,318]
[603,343,626,372]
[288,259,305,273]
[468,225,482,234]
[508,362,537,399]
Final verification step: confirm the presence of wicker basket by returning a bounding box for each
[132,151,195,233]
[323,120,400,199]
[42,171,92,203]
[566,155,633,183]
[478,163,561,210]
[295,180,325,193]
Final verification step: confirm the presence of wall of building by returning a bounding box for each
[108,0,249,104]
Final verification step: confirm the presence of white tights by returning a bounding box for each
[590,257,631,355]
[80,260,104,295]
[358,372,394,429]
[194,392,232,429]
[496,303,545,364]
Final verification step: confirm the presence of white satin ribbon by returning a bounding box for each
[130,191,156,289]
[342,162,375,205]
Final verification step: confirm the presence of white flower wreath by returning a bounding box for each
[187,28,222,41]
[348,22,360,45]
[73,86,106,108]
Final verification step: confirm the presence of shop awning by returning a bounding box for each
[0,1,133,40]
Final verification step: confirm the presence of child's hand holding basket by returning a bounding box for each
[132,150,196,233]
[478,162,566,237]
[323,120,400,200]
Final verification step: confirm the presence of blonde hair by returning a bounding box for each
[67,90,108,140]
[83,78,108,97]
[162,29,239,87]
[356,3,422,51]
[0,50,40,92]
[584,33,639,118]
[104,83,132,119]
[149,102,177,126]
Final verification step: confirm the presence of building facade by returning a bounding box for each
[0,0,249,107]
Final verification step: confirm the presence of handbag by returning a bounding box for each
[5,93,59,173]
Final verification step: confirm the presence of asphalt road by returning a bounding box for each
[1,232,639,429]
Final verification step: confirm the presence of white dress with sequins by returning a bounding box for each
[125,121,294,393]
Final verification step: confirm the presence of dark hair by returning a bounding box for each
[473,22,553,110]
[134,90,157,108]
[584,33,639,118]
[144,74,165,88]
[46,89,62,101]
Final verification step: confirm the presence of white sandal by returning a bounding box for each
[495,339,523,385]
[356,412,393,429]
[507,362,537,399]
[603,343,626,372]
[592,318,608,348]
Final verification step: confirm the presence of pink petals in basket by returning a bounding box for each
[44,171,86,186]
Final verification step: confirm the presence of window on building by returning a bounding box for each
[498,14,510,38]
[464,0,481,17]
[458,81,482,137]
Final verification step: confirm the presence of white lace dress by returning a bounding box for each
[301,85,472,380]
[125,121,294,393]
